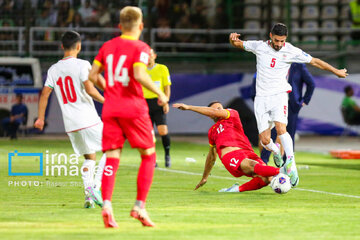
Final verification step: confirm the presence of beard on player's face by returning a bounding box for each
[270,34,286,51]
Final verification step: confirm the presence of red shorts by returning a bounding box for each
[102,115,155,152]
[220,149,265,178]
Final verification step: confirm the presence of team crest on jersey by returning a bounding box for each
[282,54,287,58]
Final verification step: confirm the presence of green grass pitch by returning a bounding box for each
[1,138,360,240]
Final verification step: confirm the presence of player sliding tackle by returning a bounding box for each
[173,102,291,193]
[229,23,348,187]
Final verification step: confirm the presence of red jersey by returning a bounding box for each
[94,35,151,118]
[208,109,253,158]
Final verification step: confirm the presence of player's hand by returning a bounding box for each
[229,32,241,46]
[34,118,44,131]
[336,68,348,78]
[163,103,169,114]
[157,92,168,107]
[194,178,207,190]
[172,103,190,110]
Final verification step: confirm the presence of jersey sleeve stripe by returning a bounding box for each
[133,62,147,69]
[93,59,102,67]
[225,110,230,119]
[209,144,215,147]
[46,85,54,89]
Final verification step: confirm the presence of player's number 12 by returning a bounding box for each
[106,54,130,87]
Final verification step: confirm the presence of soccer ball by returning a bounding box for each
[270,173,291,194]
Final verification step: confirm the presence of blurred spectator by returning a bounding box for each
[155,0,170,19]
[35,8,54,40]
[342,85,360,124]
[56,0,74,27]
[156,18,172,42]
[69,11,84,29]
[0,0,15,22]
[350,0,360,41]
[1,94,28,139]
[78,0,95,25]
[172,1,190,27]
[96,3,111,27]
[175,15,192,43]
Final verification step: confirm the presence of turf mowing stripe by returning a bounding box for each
[126,165,360,200]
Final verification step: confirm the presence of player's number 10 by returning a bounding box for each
[106,54,130,87]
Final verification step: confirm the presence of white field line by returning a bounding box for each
[124,165,360,200]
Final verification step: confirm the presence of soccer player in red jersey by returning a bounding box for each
[173,101,290,193]
[88,6,168,228]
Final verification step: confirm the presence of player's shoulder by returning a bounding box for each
[74,58,91,66]
[134,39,150,50]
[157,63,169,70]
[284,42,302,53]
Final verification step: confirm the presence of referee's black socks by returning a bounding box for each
[161,134,171,156]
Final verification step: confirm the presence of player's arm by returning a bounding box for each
[172,103,229,119]
[309,58,348,78]
[194,146,217,190]
[134,64,168,106]
[229,32,244,50]
[163,85,171,114]
[88,63,106,90]
[34,86,53,131]
[83,80,104,103]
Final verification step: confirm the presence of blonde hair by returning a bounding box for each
[120,6,143,31]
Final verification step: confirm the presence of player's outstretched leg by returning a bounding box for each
[101,157,120,228]
[130,152,156,227]
[219,177,268,192]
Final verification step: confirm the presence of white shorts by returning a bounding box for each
[254,92,288,134]
[67,122,103,155]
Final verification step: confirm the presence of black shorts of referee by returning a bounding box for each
[146,98,167,126]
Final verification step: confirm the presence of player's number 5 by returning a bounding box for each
[106,54,130,87]
[270,58,276,68]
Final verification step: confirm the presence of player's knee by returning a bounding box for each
[275,124,287,135]
[138,147,155,155]
[157,125,168,136]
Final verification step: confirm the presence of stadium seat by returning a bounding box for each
[302,6,320,20]
[243,35,259,40]
[321,20,338,33]
[320,35,338,50]
[340,0,351,4]
[341,20,352,28]
[340,5,350,20]
[290,6,300,19]
[244,6,262,20]
[302,20,319,30]
[291,0,301,4]
[244,0,262,4]
[301,35,319,50]
[263,6,282,20]
[321,0,339,4]
[302,0,319,4]
[244,21,261,29]
[291,21,300,29]
[321,6,339,19]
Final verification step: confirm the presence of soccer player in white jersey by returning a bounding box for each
[229,23,348,187]
[34,31,106,208]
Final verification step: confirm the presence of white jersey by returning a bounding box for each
[243,40,313,97]
[45,57,101,132]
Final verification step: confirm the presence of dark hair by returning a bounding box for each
[271,23,288,36]
[61,31,81,50]
[344,85,353,94]
[16,93,23,100]
[208,101,221,107]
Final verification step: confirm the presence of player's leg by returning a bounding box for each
[255,96,282,163]
[100,116,126,228]
[130,147,156,227]
[82,153,96,208]
[240,158,279,177]
[122,115,156,227]
[157,124,171,167]
[260,128,277,164]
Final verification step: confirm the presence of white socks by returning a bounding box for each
[279,132,294,158]
[94,154,106,191]
[82,159,96,190]
[264,139,280,154]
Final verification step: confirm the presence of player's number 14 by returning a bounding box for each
[106,54,130,87]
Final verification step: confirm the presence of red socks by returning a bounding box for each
[239,177,267,192]
[101,157,120,201]
[254,163,279,177]
[136,153,156,202]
